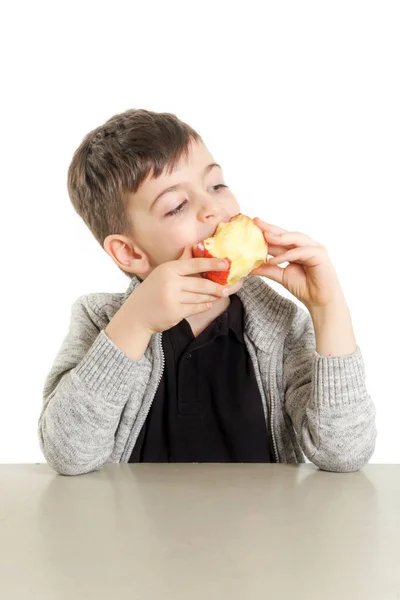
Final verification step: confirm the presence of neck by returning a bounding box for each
[185,296,231,337]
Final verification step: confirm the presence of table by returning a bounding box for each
[0,464,399,599]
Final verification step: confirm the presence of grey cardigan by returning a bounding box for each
[38,274,377,476]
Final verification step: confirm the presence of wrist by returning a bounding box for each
[308,295,357,357]
[105,301,153,361]
[307,288,348,318]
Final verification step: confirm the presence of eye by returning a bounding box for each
[165,200,188,217]
[164,185,228,217]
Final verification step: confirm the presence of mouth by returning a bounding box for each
[194,216,233,247]
[209,216,231,237]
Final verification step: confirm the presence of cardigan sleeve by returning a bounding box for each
[282,303,377,472]
[38,295,151,476]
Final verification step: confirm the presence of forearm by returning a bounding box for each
[105,297,152,361]
[40,329,148,475]
[309,293,357,357]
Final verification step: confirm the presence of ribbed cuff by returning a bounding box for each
[312,345,368,406]
[74,329,150,402]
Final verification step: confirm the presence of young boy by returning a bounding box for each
[38,108,377,476]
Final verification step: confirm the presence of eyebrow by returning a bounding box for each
[149,163,222,212]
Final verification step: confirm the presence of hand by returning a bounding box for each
[129,245,244,335]
[249,217,344,310]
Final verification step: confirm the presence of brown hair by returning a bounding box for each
[67,108,202,279]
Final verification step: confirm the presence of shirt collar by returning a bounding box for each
[224,293,245,344]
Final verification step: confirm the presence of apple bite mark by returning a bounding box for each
[192,214,268,285]
[192,242,233,285]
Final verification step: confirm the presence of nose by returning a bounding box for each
[198,197,229,224]
[200,212,230,234]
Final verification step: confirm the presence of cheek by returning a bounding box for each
[153,224,196,261]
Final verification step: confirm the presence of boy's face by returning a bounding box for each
[105,139,241,279]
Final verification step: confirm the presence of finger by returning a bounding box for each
[227,278,244,294]
[182,275,243,298]
[268,246,324,266]
[180,291,221,304]
[248,244,294,266]
[264,231,321,247]
[177,257,229,277]
[253,217,288,235]
[266,243,295,257]
[176,258,229,275]
[178,244,229,271]
[182,276,227,297]
[179,245,194,261]
[249,263,286,285]
[186,302,214,316]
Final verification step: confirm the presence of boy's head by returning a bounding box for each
[67,108,240,281]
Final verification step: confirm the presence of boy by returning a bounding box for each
[38,108,377,475]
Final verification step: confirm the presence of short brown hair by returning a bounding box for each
[67,108,202,279]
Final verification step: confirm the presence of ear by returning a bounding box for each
[103,235,150,276]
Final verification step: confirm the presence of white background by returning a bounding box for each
[1,1,399,464]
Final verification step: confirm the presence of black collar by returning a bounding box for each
[214,293,245,344]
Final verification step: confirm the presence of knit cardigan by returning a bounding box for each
[38,274,377,475]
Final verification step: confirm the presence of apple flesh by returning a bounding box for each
[192,213,268,286]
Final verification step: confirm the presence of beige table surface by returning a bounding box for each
[0,463,399,600]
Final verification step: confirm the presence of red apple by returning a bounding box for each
[192,213,268,285]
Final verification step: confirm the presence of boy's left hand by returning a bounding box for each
[249,217,344,310]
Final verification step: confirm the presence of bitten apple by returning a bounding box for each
[192,213,268,286]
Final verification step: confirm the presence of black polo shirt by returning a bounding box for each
[129,294,274,463]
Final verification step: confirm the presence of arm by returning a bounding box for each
[309,290,357,357]
[282,303,377,472]
[38,295,152,476]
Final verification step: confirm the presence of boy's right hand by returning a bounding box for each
[128,245,244,335]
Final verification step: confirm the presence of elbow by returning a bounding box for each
[45,456,103,476]
[312,426,377,473]
[41,442,105,476]
[38,422,106,477]
[316,456,372,474]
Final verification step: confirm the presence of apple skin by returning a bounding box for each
[192,243,232,285]
[192,213,268,286]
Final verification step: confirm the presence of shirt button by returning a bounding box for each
[186,353,192,359]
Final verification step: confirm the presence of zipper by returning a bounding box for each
[269,382,279,463]
[246,335,279,464]
[137,331,166,431]
[122,332,166,461]
[269,346,280,463]
[157,331,166,385]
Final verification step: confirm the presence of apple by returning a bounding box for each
[192,213,268,286]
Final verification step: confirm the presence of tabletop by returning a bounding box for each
[0,463,399,600]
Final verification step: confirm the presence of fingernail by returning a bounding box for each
[219,260,227,268]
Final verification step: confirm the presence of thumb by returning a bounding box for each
[249,263,285,286]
